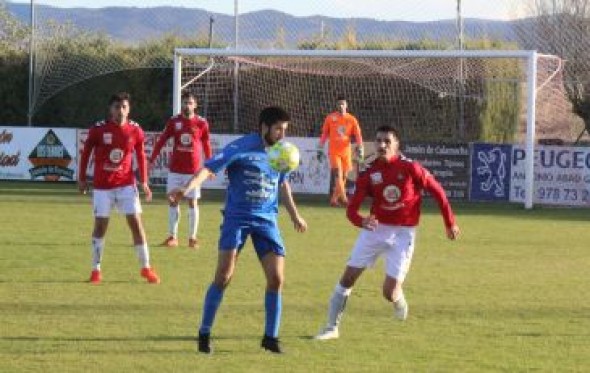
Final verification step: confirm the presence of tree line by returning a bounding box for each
[1,4,526,142]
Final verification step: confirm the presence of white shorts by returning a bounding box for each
[92,185,141,218]
[167,172,201,200]
[93,185,142,217]
[347,224,416,282]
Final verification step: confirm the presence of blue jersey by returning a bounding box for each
[205,134,288,220]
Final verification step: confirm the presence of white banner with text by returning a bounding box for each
[77,130,330,194]
[510,144,590,206]
[0,127,77,182]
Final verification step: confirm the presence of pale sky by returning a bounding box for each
[10,0,527,21]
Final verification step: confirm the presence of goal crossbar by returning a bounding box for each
[174,48,544,209]
[175,48,541,59]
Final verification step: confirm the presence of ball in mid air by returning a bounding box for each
[267,141,300,172]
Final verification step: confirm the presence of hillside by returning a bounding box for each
[6,2,519,46]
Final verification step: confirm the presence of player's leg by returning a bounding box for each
[316,228,381,340]
[89,189,113,284]
[119,185,159,284]
[198,219,246,353]
[197,249,239,354]
[383,276,408,321]
[89,217,109,283]
[260,252,284,352]
[339,153,353,205]
[314,265,364,340]
[162,172,181,247]
[252,221,286,353]
[125,213,160,284]
[328,153,344,206]
[186,183,201,248]
[383,227,416,321]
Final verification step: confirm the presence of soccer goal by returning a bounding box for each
[173,48,565,209]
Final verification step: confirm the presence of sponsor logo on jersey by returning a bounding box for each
[28,129,74,181]
[180,133,192,146]
[383,185,401,203]
[175,122,182,131]
[337,125,346,137]
[103,133,112,144]
[370,172,383,184]
[109,148,124,163]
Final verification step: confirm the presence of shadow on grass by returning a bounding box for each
[1,335,194,342]
[0,242,81,247]
[1,335,262,355]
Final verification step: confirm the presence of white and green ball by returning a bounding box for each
[267,141,300,172]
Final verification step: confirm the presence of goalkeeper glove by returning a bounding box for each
[317,142,325,161]
[356,146,364,161]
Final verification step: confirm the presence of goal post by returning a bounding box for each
[173,48,559,209]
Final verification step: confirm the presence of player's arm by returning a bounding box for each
[418,165,460,240]
[135,129,152,202]
[169,137,242,202]
[78,128,96,194]
[318,116,330,149]
[280,180,307,233]
[346,171,377,230]
[168,167,213,203]
[201,120,213,160]
[149,121,172,167]
[352,118,364,160]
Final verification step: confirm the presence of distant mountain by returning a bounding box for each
[6,2,520,47]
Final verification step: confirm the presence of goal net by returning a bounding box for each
[174,49,568,207]
[175,49,567,140]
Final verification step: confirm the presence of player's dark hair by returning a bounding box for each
[376,125,400,140]
[259,106,290,128]
[181,92,197,102]
[108,92,131,106]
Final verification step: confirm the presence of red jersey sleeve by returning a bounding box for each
[149,120,173,163]
[79,127,97,182]
[346,170,371,228]
[201,120,212,160]
[414,163,455,228]
[135,128,148,184]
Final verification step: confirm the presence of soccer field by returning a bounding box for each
[0,182,588,372]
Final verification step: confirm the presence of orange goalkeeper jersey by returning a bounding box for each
[320,112,363,155]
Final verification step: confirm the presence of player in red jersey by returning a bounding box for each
[149,93,212,249]
[78,92,160,285]
[314,125,460,340]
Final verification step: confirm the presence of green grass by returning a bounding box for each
[0,181,589,372]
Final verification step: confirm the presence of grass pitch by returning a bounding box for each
[0,182,588,372]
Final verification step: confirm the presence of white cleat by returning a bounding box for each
[314,326,339,340]
[393,299,409,321]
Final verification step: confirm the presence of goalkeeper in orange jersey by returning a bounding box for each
[318,96,364,206]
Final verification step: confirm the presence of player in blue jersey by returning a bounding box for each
[169,106,307,354]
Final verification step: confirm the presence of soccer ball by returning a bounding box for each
[267,141,300,172]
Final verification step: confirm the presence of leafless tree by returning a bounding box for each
[519,0,590,141]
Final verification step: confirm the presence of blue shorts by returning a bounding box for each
[219,217,286,259]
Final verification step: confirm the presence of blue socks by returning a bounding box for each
[198,285,282,338]
[264,291,282,338]
[199,283,224,335]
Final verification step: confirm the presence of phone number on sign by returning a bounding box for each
[536,187,590,203]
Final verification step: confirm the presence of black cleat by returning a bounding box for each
[261,335,283,354]
[197,333,212,354]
